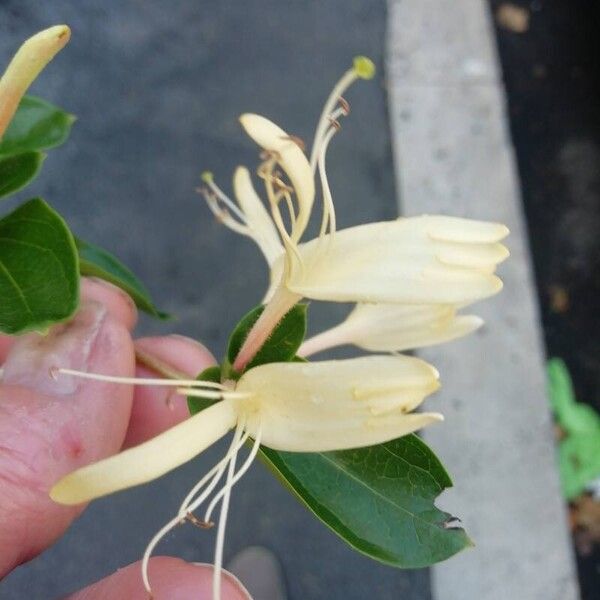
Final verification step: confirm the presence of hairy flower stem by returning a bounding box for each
[232,286,301,373]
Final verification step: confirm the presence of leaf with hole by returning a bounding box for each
[260,434,472,567]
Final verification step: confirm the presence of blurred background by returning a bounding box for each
[0,1,598,599]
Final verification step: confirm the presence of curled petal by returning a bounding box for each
[238,355,442,452]
[280,216,509,304]
[50,400,238,505]
[233,166,283,265]
[239,113,315,240]
[301,303,483,356]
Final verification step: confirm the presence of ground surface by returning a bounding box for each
[490,1,600,596]
[0,1,430,599]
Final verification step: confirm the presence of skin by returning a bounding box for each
[0,278,250,600]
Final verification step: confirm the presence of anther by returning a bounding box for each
[338,96,350,115]
[328,117,341,130]
[49,366,59,380]
[185,512,214,529]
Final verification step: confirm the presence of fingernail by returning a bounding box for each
[1,302,107,395]
[83,277,137,314]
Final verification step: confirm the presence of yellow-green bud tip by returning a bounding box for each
[353,56,375,80]
[201,171,214,184]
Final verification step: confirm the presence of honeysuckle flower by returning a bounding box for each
[299,303,484,357]
[50,354,441,596]
[46,55,508,600]
[199,58,508,372]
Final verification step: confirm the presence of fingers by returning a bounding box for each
[64,557,252,600]
[0,284,136,575]
[123,335,216,448]
[81,277,138,331]
[0,278,138,365]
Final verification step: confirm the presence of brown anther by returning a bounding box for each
[49,366,59,381]
[259,149,281,161]
[186,512,215,529]
[338,96,350,116]
[328,117,341,130]
[281,134,306,151]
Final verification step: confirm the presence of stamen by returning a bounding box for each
[309,56,375,173]
[201,171,248,224]
[53,367,227,390]
[141,422,247,596]
[204,426,263,524]
[317,125,338,241]
[212,437,238,600]
[183,388,252,400]
[211,426,263,600]
[199,186,252,236]
[185,512,214,529]
[179,427,251,513]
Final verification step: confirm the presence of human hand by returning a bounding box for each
[0,278,251,599]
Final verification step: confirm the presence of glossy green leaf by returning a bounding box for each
[0,96,75,157]
[76,237,169,319]
[0,151,45,199]
[227,303,308,374]
[261,435,472,567]
[188,365,222,415]
[0,197,79,334]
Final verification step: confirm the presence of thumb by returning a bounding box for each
[64,558,252,600]
[0,300,135,575]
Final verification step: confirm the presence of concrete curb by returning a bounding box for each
[386,1,580,599]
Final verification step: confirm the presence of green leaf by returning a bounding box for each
[0,197,79,334]
[0,152,45,199]
[559,432,600,500]
[0,96,75,157]
[260,435,472,568]
[188,366,222,415]
[75,237,169,319]
[227,304,308,374]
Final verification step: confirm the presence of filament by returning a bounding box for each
[211,425,262,600]
[204,177,248,224]
[204,426,263,523]
[201,187,252,236]
[317,124,338,241]
[180,427,251,513]
[141,420,247,596]
[212,437,238,600]
[54,367,226,390]
[309,67,358,172]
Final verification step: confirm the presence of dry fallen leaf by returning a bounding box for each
[496,3,530,33]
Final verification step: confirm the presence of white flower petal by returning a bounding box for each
[233,166,283,266]
[50,400,237,505]
[426,215,509,243]
[281,216,508,304]
[238,355,441,452]
[344,303,483,352]
[239,113,315,239]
